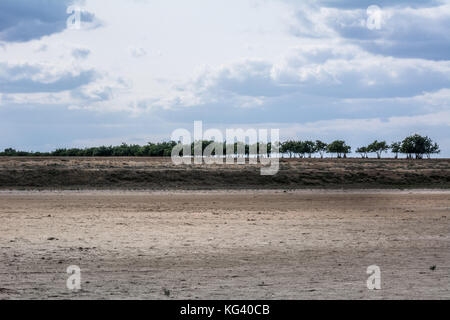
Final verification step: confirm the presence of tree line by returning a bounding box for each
[0,134,441,159]
[282,134,440,159]
[355,134,440,159]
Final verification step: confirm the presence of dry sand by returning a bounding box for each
[0,190,449,299]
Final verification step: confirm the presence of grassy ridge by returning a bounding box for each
[0,157,449,190]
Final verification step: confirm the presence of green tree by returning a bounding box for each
[293,141,305,158]
[400,134,439,159]
[390,142,401,159]
[356,146,369,159]
[327,140,351,158]
[3,148,18,156]
[303,141,316,158]
[425,141,440,159]
[368,140,389,159]
[315,140,327,159]
[280,141,295,158]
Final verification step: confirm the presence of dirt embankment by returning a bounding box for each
[0,157,449,190]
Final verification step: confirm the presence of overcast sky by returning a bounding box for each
[1,0,449,155]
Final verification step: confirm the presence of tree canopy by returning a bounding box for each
[0,134,441,159]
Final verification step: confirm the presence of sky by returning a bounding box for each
[0,0,449,156]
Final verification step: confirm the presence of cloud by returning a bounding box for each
[186,60,295,100]
[289,111,450,135]
[0,0,71,42]
[0,0,449,156]
[290,2,450,60]
[333,5,450,60]
[0,0,101,42]
[72,48,91,59]
[129,47,147,58]
[272,111,450,156]
[176,48,450,109]
[1,102,449,156]
[0,62,97,93]
[69,77,129,104]
[316,0,444,9]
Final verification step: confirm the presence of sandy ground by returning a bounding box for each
[0,190,449,300]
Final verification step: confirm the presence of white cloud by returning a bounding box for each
[167,45,450,110]
[289,111,450,135]
[129,47,147,58]
[0,61,97,93]
[0,0,449,155]
[290,2,450,60]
